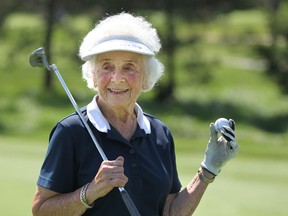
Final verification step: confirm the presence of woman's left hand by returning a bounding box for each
[201,119,240,176]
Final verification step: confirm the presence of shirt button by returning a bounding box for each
[132,163,137,168]
[129,149,135,154]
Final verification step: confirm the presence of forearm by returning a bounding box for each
[32,187,87,216]
[166,170,214,216]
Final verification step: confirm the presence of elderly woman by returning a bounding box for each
[32,12,239,216]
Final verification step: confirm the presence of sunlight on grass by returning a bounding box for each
[0,137,46,216]
[176,152,288,216]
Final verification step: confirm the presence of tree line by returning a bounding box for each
[1,0,288,98]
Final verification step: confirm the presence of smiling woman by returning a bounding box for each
[32,12,239,216]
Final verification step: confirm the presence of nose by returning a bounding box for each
[111,68,125,84]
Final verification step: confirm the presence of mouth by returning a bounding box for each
[108,88,129,94]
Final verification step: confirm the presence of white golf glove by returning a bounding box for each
[201,119,239,176]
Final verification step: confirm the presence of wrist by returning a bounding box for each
[80,183,94,209]
[198,167,215,184]
[200,161,219,176]
[201,167,216,178]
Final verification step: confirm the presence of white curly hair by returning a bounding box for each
[79,12,164,92]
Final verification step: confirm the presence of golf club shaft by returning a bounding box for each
[50,64,108,161]
[49,64,141,216]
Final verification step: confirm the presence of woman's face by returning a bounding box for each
[94,51,145,109]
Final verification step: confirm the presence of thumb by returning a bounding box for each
[209,123,218,143]
[115,156,124,166]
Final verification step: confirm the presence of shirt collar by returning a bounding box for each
[87,95,151,134]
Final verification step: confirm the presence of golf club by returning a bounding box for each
[29,47,141,216]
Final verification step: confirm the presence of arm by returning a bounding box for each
[32,186,87,216]
[163,169,214,216]
[164,120,239,216]
[32,156,128,216]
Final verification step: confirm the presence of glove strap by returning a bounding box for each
[198,167,215,184]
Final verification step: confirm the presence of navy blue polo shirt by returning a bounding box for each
[37,97,182,216]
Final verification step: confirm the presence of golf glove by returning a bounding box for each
[201,119,239,176]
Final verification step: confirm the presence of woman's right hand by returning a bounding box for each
[86,156,128,203]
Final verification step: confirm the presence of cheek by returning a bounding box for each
[128,73,143,89]
[96,72,111,87]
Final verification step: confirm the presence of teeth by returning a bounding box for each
[110,89,127,93]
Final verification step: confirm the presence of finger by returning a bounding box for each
[102,156,124,167]
[229,141,240,153]
[110,166,125,175]
[223,126,235,137]
[222,134,234,143]
[102,160,117,166]
[110,156,126,175]
[109,176,128,187]
[109,173,127,182]
[222,126,235,142]
[229,119,235,130]
[115,156,124,166]
[108,171,128,187]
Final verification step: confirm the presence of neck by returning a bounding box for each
[97,97,135,120]
[97,97,137,140]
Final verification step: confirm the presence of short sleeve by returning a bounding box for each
[37,123,77,193]
[167,130,182,193]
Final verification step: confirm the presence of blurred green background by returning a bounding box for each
[0,1,288,215]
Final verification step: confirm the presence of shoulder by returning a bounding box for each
[144,112,170,130]
[59,106,87,127]
[143,112,173,140]
[49,106,88,140]
[143,112,176,156]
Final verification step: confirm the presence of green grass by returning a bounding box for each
[176,152,288,216]
[1,136,287,216]
[1,8,288,216]
[0,137,46,216]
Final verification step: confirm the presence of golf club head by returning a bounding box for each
[29,47,50,70]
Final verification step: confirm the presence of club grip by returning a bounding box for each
[119,188,141,216]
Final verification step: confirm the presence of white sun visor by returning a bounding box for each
[81,35,154,61]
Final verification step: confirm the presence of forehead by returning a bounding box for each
[96,51,143,63]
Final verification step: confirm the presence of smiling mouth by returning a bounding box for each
[108,88,129,94]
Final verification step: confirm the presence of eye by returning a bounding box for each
[123,63,137,73]
[102,63,114,72]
